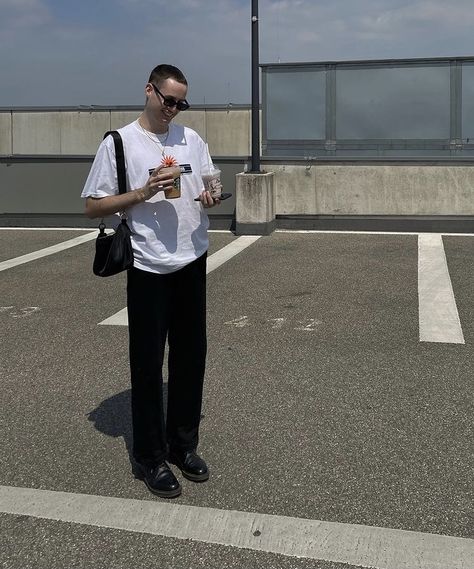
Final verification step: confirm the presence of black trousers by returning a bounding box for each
[126,253,207,466]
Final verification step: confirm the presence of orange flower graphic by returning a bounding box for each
[161,155,178,167]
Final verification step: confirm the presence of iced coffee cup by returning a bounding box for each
[202,168,222,199]
[148,164,181,201]
[161,165,181,199]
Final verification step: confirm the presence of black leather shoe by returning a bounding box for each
[169,450,209,482]
[135,461,182,498]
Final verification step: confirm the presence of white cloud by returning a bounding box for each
[259,0,474,63]
[1,0,474,106]
[390,0,474,27]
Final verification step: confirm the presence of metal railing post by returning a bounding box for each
[250,0,261,173]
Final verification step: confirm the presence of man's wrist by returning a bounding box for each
[136,187,148,203]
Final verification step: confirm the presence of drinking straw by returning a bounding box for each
[205,143,212,172]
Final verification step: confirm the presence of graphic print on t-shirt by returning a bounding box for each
[148,164,192,176]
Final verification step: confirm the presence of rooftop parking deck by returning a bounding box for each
[0,228,473,568]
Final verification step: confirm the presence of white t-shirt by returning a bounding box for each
[81,120,212,274]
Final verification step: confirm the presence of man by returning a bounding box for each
[82,64,221,498]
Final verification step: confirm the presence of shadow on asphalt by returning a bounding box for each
[87,384,173,468]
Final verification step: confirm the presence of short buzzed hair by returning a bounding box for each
[148,64,188,87]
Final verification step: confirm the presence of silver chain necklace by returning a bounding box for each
[138,119,169,157]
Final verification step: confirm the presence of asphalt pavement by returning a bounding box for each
[0,228,472,569]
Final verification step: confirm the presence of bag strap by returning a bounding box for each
[103,130,127,195]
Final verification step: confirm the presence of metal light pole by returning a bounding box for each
[250,0,261,173]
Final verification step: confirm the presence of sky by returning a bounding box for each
[1,0,474,107]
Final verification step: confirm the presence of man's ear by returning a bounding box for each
[144,83,153,99]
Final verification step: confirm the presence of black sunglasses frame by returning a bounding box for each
[151,84,190,111]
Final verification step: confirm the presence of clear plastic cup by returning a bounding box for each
[202,168,221,199]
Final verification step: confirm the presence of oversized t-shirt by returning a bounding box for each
[81,120,212,274]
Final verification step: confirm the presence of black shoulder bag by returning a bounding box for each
[92,131,134,277]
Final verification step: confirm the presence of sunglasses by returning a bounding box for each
[151,84,190,111]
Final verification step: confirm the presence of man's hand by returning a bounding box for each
[141,165,175,201]
[196,190,221,208]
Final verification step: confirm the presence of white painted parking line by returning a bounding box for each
[98,307,128,326]
[206,235,261,273]
[0,485,472,569]
[99,236,261,326]
[0,228,232,232]
[418,234,465,344]
[276,229,474,237]
[0,231,98,272]
[0,227,97,231]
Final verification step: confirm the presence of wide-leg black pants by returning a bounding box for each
[126,253,207,466]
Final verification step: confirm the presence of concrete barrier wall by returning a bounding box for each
[0,108,251,158]
[2,108,474,227]
[264,163,474,216]
[3,160,473,222]
[0,162,90,214]
[0,159,241,227]
[0,113,11,155]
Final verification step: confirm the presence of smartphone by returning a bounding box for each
[194,193,232,201]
